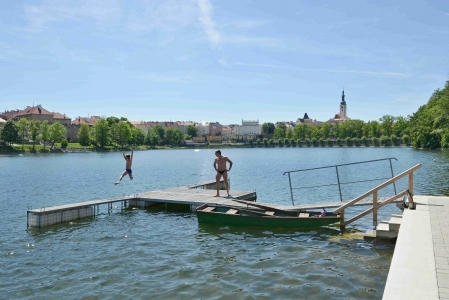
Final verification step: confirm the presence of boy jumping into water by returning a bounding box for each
[213,150,233,197]
[115,147,133,185]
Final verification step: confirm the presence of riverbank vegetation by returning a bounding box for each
[1,81,448,151]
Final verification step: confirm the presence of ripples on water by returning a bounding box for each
[1,147,448,299]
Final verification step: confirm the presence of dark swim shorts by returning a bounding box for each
[126,169,132,174]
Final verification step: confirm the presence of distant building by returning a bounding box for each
[209,122,222,136]
[329,89,350,123]
[234,120,261,141]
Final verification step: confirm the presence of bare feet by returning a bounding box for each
[115,181,120,185]
[214,194,220,197]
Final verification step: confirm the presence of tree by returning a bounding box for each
[262,122,275,134]
[165,127,184,146]
[1,120,19,146]
[130,127,145,146]
[29,120,40,150]
[379,115,395,137]
[263,138,268,147]
[154,125,165,145]
[145,128,159,148]
[40,121,50,149]
[17,118,30,150]
[293,123,309,141]
[187,125,198,137]
[106,116,120,127]
[394,116,409,137]
[49,122,67,148]
[93,119,110,147]
[77,124,91,145]
[274,127,285,140]
[112,121,132,148]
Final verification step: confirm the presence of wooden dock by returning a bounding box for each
[27,180,257,228]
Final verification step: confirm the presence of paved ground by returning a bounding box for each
[429,197,449,299]
[383,196,449,299]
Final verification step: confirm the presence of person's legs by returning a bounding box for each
[127,169,133,180]
[115,170,128,184]
[223,171,230,196]
[214,172,222,196]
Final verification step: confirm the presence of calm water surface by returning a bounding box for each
[1,147,449,299]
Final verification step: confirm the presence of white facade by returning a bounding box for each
[235,120,261,136]
[196,122,209,136]
[339,90,348,120]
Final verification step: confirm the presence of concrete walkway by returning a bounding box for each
[383,196,449,299]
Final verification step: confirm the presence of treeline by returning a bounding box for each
[259,80,449,149]
[0,116,199,149]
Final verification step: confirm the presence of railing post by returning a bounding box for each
[336,166,343,202]
[373,191,378,227]
[389,159,397,195]
[408,172,415,208]
[340,209,345,231]
[288,173,294,206]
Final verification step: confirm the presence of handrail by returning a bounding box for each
[333,164,422,213]
[283,157,397,175]
[283,157,398,205]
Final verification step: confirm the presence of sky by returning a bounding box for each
[0,0,448,125]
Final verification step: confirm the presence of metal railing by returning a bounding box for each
[283,157,398,205]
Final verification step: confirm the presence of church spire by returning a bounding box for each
[341,88,346,105]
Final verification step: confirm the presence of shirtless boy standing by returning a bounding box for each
[115,147,133,185]
[213,150,233,197]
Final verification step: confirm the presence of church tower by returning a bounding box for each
[339,89,347,120]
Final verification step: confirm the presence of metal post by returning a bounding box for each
[336,166,343,202]
[373,191,378,227]
[287,173,294,205]
[389,159,397,194]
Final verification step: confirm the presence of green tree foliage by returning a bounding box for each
[256,139,261,147]
[187,125,198,137]
[17,118,29,150]
[29,120,40,150]
[77,124,91,145]
[278,138,284,147]
[248,138,253,147]
[361,136,367,146]
[131,127,146,146]
[402,135,410,145]
[274,127,285,140]
[154,125,165,144]
[112,121,132,148]
[49,122,67,148]
[61,140,68,148]
[394,116,409,137]
[106,116,120,127]
[165,127,184,146]
[293,123,309,140]
[262,122,275,134]
[1,120,19,146]
[290,138,296,147]
[145,129,159,148]
[326,138,332,147]
[283,138,289,147]
[93,119,110,148]
[286,128,293,139]
[379,115,395,136]
[263,138,268,147]
[268,139,274,147]
[408,80,449,149]
[40,120,50,149]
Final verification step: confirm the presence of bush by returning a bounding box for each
[61,140,68,148]
[256,139,261,147]
[380,135,388,146]
[319,138,325,147]
[361,136,367,146]
[312,137,318,147]
[402,134,410,145]
[326,138,332,147]
[263,138,269,147]
[353,138,359,147]
[269,139,274,147]
[290,138,296,147]
[345,137,351,146]
[390,134,397,146]
[336,138,341,147]
[284,138,290,147]
[278,139,284,147]
[305,138,311,147]
[297,139,302,147]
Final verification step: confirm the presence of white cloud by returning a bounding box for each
[197,0,221,47]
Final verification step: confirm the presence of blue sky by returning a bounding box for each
[1,0,448,125]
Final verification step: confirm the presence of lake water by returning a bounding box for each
[1,147,448,299]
